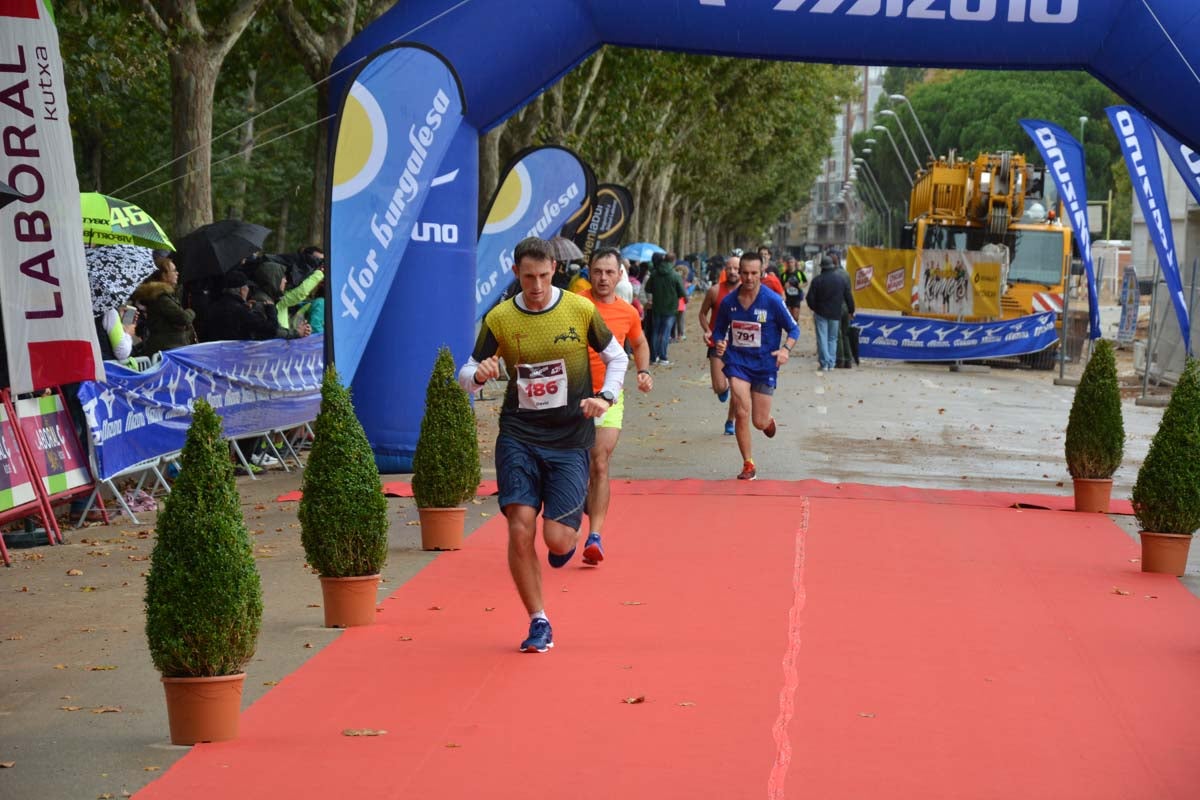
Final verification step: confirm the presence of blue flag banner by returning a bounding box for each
[328,44,466,383]
[1148,118,1200,208]
[476,145,593,321]
[1019,119,1100,341]
[854,313,1058,362]
[77,337,323,480]
[1107,106,1191,356]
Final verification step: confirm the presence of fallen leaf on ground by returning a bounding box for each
[470,498,483,505]
[622,696,646,704]
[98,793,114,799]
[143,766,161,772]
[858,712,876,718]
[60,705,82,712]
[1144,595,1158,600]
[428,605,442,611]
[399,636,413,641]
[127,555,148,562]
[66,568,83,576]
[342,728,387,737]
[0,762,13,768]
[303,643,313,649]
[480,512,491,517]
[404,520,420,526]
[91,706,121,714]
[7,633,23,640]
[677,702,696,707]
[87,665,117,671]
[483,607,495,612]
[1112,588,1132,596]
[81,586,97,592]
[620,601,644,606]
[53,664,66,670]
[263,681,278,686]
[445,743,461,748]
[306,604,320,608]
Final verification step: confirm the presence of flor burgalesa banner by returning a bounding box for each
[1108,105,1191,356]
[77,337,323,480]
[854,312,1057,362]
[328,43,466,383]
[1020,119,1101,341]
[1,0,103,392]
[475,145,593,321]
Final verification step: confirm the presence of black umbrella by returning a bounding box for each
[175,219,272,283]
[1,179,25,212]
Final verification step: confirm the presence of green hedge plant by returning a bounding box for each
[145,400,262,678]
[299,366,389,577]
[412,346,480,509]
[1064,339,1125,479]
[1131,358,1200,534]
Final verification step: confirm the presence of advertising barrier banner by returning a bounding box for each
[0,2,104,392]
[915,249,1003,319]
[328,44,466,383]
[0,399,37,513]
[1021,119,1101,341]
[476,145,594,321]
[14,393,90,497]
[568,183,633,262]
[848,248,914,314]
[77,337,323,481]
[854,312,1057,362]
[1107,106,1191,356]
[1117,266,1139,344]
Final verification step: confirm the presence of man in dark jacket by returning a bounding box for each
[805,255,855,372]
[199,270,280,343]
[643,253,686,364]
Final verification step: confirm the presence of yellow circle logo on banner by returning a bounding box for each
[332,83,388,202]
[481,163,532,235]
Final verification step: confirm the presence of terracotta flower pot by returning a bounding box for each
[418,507,465,551]
[1138,531,1193,576]
[319,574,381,628]
[1072,478,1113,513]
[161,673,245,745]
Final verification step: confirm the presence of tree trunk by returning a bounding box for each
[276,193,290,254]
[168,46,219,237]
[307,81,330,246]
[479,122,506,219]
[228,69,257,221]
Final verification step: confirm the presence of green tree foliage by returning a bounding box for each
[299,366,389,577]
[1131,359,1200,534]
[1064,339,1124,479]
[412,347,480,509]
[145,400,262,678]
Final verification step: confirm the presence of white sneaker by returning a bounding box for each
[250,452,281,468]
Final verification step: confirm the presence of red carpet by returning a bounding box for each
[278,478,1134,515]
[139,489,1198,799]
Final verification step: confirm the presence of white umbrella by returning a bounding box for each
[85,244,157,316]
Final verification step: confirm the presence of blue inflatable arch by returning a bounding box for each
[330,0,1200,472]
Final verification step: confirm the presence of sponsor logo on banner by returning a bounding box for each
[476,145,594,321]
[1148,120,1200,205]
[1021,118,1101,340]
[328,44,465,382]
[916,250,1002,318]
[697,0,1077,23]
[1106,106,1191,355]
[0,5,103,391]
[77,338,324,480]
[1117,266,1139,344]
[886,268,905,294]
[854,312,1056,361]
[855,265,873,291]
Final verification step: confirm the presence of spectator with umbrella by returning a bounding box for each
[130,250,197,358]
[174,219,272,333]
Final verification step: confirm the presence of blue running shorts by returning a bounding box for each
[723,362,777,395]
[495,435,590,530]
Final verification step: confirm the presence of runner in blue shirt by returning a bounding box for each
[712,251,801,480]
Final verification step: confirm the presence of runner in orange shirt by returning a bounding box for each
[579,247,653,565]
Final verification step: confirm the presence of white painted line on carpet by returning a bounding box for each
[768,497,809,799]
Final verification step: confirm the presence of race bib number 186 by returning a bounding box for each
[516,359,568,411]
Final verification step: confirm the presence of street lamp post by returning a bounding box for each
[888,94,935,160]
[879,109,923,172]
[1078,115,1087,144]
[873,125,915,187]
[854,157,892,245]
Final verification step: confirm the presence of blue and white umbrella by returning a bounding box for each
[620,242,666,263]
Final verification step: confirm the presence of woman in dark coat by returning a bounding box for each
[130,256,197,358]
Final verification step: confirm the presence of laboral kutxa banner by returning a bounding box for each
[1,0,104,392]
[14,392,89,496]
[854,312,1057,362]
[328,43,465,383]
[0,398,37,513]
[476,145,594,321]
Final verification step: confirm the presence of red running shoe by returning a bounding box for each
[737,461,757,481]
[763,417,777,438]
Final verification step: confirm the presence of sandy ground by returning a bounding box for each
[1,304,1194,799]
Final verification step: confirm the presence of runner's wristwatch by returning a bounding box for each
[595,390,616,406]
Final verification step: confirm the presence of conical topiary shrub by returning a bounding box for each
[299,366,388,577]
[412,346,480,549]
[299,366,389,626]
[146,399,262,677]
[1131,358,1200,572]
[145,400,262,744]
[1064,339,1124,512]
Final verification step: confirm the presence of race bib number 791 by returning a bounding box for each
[516,359,568,411]
[731,320,762,348]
